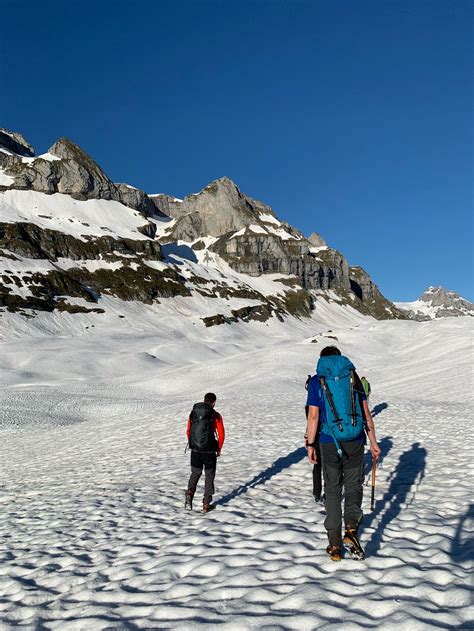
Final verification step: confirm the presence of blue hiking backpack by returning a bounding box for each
[316,355,366,457]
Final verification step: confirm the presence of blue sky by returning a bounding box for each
[2,0,472,301]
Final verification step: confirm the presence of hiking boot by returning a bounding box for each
[343,528,365,560]
[343,527,359,544]
[202,502,215,513]
[326,545,342,562]
[184,491,193,511]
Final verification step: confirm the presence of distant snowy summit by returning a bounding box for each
[396,286,474,320]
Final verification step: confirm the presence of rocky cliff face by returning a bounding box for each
[0,129,35,157]
[396,286,474,320]
[212,230,350,291]
[349,266,407,319]
[152,177,297,240]
[0,129,407,323]
[0,135,163,219]
[153,177,349,289]
[151,176,403,318]
[420,287,473,315]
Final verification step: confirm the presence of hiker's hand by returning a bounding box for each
[370,442,381,460]
[308,446,317,464]
[216,450,221,458]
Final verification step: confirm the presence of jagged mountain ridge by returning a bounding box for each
[396,286,474,320]
[0,128,406,324]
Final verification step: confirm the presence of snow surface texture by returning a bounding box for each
[0,190,157,241]
[0,303,473,630]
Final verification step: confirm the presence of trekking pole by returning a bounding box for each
[370,457,377,511]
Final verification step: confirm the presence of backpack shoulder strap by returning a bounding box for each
[318,376,343,458]
[349,370,357,426]
[319,376,343,431]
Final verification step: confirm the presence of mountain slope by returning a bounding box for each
[0,129,406,323]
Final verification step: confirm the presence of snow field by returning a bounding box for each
[0,311,473,629]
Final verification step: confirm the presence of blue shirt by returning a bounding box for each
[306,375,366,443]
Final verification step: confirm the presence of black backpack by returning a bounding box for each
[189,402,217,452]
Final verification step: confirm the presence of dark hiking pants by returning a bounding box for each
[188,451,217,504]
[312,442,322,498]
[320,440,364,547]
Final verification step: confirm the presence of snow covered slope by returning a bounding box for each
[0,304,473,629]
[0,129,406,322]
[0,189,156,241]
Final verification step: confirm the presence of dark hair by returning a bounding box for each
[204,392,217,404]
[320,346,341,357]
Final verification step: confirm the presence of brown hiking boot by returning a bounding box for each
[326,545,342,562]
[343,527,359,545]
[343,528,365,560]
[202,502,215,513]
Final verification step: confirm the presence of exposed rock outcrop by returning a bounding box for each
[154,176,354,296]
[149,194,184,218]
[0,222,162,262]
[396,286,474,320]
[0,135,163,218]
[420,286,473,316]
[162,177,295,241]
[349,266,407,319]
[212,231,350,291]
[115,184,168,218]
[0,137,117,199]
[0,221,190,314]
[308,232,327,248]
[0,129,35,157]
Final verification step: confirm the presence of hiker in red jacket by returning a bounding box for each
[185,392,225,513]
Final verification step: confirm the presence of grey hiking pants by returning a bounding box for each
[320,440,364,547]
[188,451,216,504]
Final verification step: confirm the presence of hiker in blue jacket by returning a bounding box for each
[305,346,381,561]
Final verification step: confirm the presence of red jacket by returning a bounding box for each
[187,411,225,452]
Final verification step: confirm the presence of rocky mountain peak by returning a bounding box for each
[48,137,108,176]
[308,232,327,248]
[421,286,455,304]
[0,135,160,220]
[185,176,244,205]
[420,286,473,313]
[49,137,86,160]
[396,286,473,320]
[0,129,35,157]
[203,175,236,192]
[159,176,270,240]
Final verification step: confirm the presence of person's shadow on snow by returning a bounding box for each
[450,503,474,563]
[363,442,427,556]
[371,402,388,418]
[217,447,306,507]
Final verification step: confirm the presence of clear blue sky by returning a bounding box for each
[2,0,472,301]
